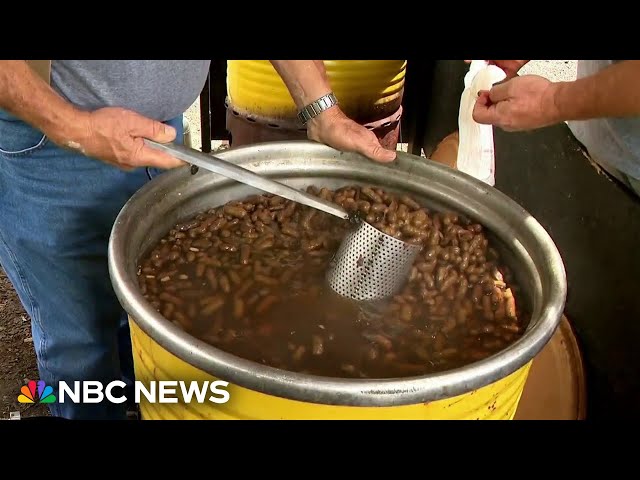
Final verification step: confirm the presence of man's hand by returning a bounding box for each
[0,61,185,171]
[472,75,561,131]
[54,107,185,170]
[306,107,397,163]
[268,60,397,163]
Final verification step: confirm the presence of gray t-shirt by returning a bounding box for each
[51,60,211,122]
[568,60,640,182]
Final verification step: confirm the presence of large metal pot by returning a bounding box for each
[108,141,566,419]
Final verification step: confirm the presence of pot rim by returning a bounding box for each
[108,141,567,407]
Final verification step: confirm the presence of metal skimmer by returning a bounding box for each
[326,220,422,301]
[146,140,422,301]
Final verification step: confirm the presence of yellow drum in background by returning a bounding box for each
[130,320,532,420]
[227,60,406,122]
[225,60,407,149]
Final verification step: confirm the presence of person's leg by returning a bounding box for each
[0,112,184,419]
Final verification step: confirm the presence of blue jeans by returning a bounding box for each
[0,110,184,419]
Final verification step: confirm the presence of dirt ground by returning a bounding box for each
[0,269,50,418]
[0,60,578,420]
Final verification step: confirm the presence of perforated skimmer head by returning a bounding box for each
[327,220,423,302]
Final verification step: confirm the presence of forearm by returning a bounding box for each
[0,60,86,144]
[269,60,395,163]
[313,60,330,83]
[269,60,333,109]
[552,60,640,121]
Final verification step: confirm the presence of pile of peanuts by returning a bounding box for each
[137,185,526,378]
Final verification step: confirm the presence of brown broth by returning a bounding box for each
[137,185,528,379]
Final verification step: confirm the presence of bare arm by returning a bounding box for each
[0,60,179,169]
[268,60,396,163]
[0,60,87,146]
[473,60,640,131]
[269,60,332,109]
[552,60,640,120]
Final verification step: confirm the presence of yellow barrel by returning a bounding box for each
[110,141,566,421]
[226,60,407,123]
[130,319,532,420]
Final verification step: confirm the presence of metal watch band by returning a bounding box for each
[297,92,339,125]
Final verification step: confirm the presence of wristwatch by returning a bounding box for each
[297,92,339,125]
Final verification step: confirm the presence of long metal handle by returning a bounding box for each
[145,140,349,220]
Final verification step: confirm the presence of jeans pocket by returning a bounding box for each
[0,113,49,158]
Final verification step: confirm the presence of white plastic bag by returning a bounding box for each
[456,60,507,186]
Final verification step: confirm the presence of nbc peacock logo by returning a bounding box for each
[18,380,57,404]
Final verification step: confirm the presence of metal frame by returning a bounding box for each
[198,59,230,153]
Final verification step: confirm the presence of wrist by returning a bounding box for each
[542,82,565,124]
[306,105,346,141]
[296,87,333,110]
[306,104,343,135]
[298,92,339,126]
[43,107,91,147]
